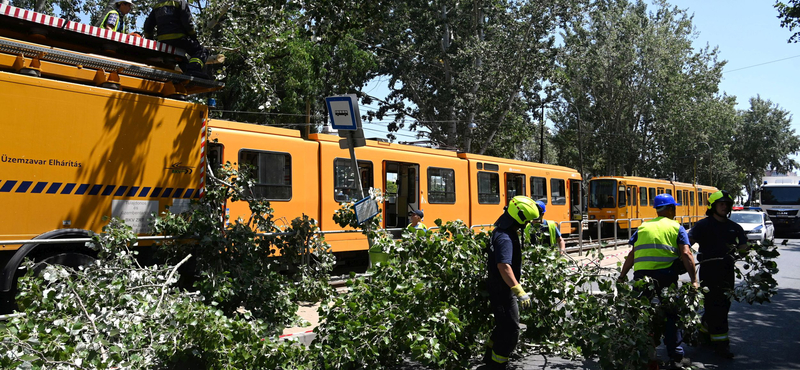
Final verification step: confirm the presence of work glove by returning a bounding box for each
[510,284,532,311]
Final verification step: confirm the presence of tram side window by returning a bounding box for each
[551,178,567,205]
[648,188,656,206]
[657,187,665,195]
[334,158,373,202]
[240,150,292,200]
[640,187,648,205]
[478,172,500,204]
[666,189,672,195]
[531,176,547,203]
[428,167,456,204]
[698,192,705,206]
[690,191,695,206]
[627,187,633,206]
[208,143,223,174]
[676,189,683,205]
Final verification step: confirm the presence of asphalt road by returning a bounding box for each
[471,237,800,370]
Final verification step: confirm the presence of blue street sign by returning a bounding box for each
[325,95,361,130]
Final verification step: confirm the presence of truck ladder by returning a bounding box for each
[0,35,222,97]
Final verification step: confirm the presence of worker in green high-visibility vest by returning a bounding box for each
[100,0,133,33]
[618,193,698,368]
[525,200,566,253]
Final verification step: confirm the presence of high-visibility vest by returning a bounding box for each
[101,10,125,33]
[524,220,558,247]
[544,220,557,247]
[633,217,680,271]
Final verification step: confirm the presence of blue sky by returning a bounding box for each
[360,1,800,146]
[670,1,799,130]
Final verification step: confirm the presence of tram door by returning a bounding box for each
[628,185,639,227]
[207,143,224,173]
[384,161,420,233]
[505,173,526,204]
[570,179,582,220]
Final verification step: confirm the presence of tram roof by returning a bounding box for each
[457,152,580,176]
[310,132,461,157]
[589,176,709,188]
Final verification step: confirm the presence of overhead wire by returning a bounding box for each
[723,54,800,74]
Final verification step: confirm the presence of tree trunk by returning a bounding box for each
[35,0,46,12]
[464,1,483,153]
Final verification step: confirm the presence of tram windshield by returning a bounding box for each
[590,179,617,209]
[761,186,800,205]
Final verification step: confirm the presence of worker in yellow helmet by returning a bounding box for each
[484,196,539,370]
[688,190,748,359]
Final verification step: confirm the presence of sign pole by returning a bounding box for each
[346,130,374,256]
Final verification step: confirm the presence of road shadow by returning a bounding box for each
[668,287,800,370]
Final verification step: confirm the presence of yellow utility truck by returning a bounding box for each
[0,4,222,312]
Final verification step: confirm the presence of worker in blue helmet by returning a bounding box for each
[484,196,539,370]
[618,193,698,368]
[688,190,748,359]
[525,200,566,253]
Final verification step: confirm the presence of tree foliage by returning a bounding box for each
[776,0,800,42]
[731,96,800,204]
[1,219,313,370]
[1,178,780,370]
[361,0,583,155]
[552,0,731,183]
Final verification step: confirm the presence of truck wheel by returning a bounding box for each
[32,253,96,276]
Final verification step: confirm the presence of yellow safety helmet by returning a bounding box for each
[707,190,734,209]
[507,196,540,225]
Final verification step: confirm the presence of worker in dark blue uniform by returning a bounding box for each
[688,190,747,359]
[618,194,698,368]
[484,196,540,370]
[100,0,133,33]
[143,0,209,78]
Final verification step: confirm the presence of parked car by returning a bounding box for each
[730,211,775,244]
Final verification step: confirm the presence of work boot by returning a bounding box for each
[663,356,693,369]
[482,360,507,370]
[713,343,735,359]
[483,347,492,364]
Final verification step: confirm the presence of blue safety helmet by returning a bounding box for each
[535,200,546,216]
[653,194,680,209]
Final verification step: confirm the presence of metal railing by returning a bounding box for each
[556,215,705,256]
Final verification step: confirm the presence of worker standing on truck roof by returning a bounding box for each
[100,0,135,34]
[143,0,209,79]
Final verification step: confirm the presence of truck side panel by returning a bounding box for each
[0,72,206,244]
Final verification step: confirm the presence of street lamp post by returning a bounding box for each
[540,104,545,163]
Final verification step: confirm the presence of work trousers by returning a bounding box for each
[634,268,684,359]
[699,256,734,345]
[161,36,208,75]
[488,284,520,365]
